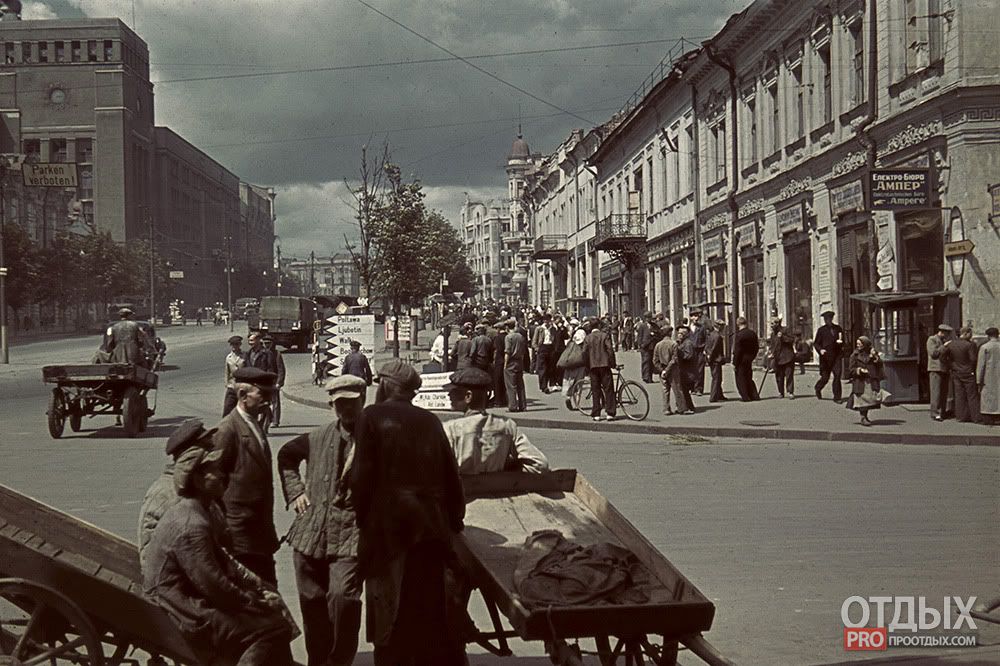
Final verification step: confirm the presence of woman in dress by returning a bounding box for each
[847,336,884,426]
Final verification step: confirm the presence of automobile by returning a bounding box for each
[249,296,318,351]
[234,297,260,320]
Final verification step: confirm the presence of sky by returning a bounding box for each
[21,0,752,259]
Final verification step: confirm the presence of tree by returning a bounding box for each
[445,257,477,297]
[344,142,391,301]
[1,223,39,329]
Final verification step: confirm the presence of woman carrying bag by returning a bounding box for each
[558,319,589,410]
[846,336,884,426]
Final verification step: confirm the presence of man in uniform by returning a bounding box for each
[342,339,373,386]
[104,307,149,366]
[813,309,845,401]
[674,327,698,414]
[469,323,495,376]
[490,320,508,408]
[213,367,282,584]
[689,310,707,394]
[223,335,245,416]
[278,375,367,666]
[442,367,548,474]
[350,360,466,665]
[927,324,953,421]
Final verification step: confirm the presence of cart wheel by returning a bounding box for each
[47,389,66,439]
[0,578,105,666]
[122,387,142,437]
[68,408,83,433]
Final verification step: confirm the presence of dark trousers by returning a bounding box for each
[668,367,694,412]
[639,348,653,382]
[536,345,553,391]
[930,371,950,418]
[491,363,507,407]
[589,367,616,417]
[694,351,706,393]
[271,390,282,426]
[709,361,724,402]
[773,362,794,396]
[952,374,981,423]
[234,552,278,586]
[734,361,759,401]
[504,366,526,411]
[372,541,465,666]
[293,552,362,666]
[223,386,238,416]
[815,354,843,400]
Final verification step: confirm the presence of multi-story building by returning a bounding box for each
[282,253,360,298]
[239,182,276,292]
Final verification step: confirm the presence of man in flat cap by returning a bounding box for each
[927,323,954,421]
[705,319,728,402]
[350,359,466,665]
[813,309,845,401]
[342,339,373,386]
[213,367,282,584]
[103,306,149,367]
[223,335,245,416]
[941,326,980,423]
[442,367,548,475]
[689,310,707,394]
[143,442,296,666]
[503,319,528,412]
[278,374,367,666]
[766,317,796,398]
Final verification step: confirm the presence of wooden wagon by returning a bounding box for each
[42,364,157,438]
[456,470,733,665]
[0,482,204,665]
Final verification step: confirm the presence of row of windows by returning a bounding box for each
[598,125,694,220]
[4,38,114,64]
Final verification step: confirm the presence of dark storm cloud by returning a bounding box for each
[43,0,748,255]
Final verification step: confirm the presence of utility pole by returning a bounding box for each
[275,241,282,296]
[309,250,316,296]
[0,162,8,364]
[225,234,234,332]
[146,206,155,323]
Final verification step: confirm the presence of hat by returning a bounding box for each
[937,324,954,332]
[377,359,422,392]
[174,445,226,495]
[118,307,134,317]
[227,335,243,345]
[821,309,835,318]
[716,319,727,327]
[690,309,702,316]
[442,367,492,392]
[261,335,274,343]
[325,374,367,401]
[232,367,277,389]
[770,317,783,327]
[349,339,361,349]
[165,419,217,457]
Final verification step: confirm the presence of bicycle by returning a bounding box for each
[570,365,650,421]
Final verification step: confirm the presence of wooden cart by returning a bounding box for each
[456,470,733,665]
[42,364,157,438]
[0,482,208,665]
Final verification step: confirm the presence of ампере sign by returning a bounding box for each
[870,169,930,210]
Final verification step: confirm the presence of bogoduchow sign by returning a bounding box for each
[22,163,79,188]
[870,169,931,210]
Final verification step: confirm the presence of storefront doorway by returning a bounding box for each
[837,221,873,345]
[784,239,814,339]
[742,252,765,335]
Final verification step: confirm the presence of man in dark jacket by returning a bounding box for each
[469,323,495,375]
[675,327,699,411]
[635,312,653,383]
[451,323,474,370]
[490,320,508,407]
[262,336,286,426]
[582,318,617,421]
[213,367,281,584]
[705,320,727,402]
[350,360,466,665]
[767,318,796,398]
[688,310,707,394]
[732,317,760,402]
[941,326,980,423]
[278,374,367,666]
[143,442,294,666]
[813,310,845,401]
[503,320,528,412]
[104,307,149,366]
[342,340,373,386]
[531,314,556,393]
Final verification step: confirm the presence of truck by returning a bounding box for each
[248,296,318,351]
[233,297,260,320]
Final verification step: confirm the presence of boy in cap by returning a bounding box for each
[223,335,245,416]
[278,374,367,666]
[442,367,548,475]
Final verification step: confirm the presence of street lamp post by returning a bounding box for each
[225,234,234,332]
[0,163,8,364]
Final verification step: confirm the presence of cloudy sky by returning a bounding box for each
[23,0,750,258]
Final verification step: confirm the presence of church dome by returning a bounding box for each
[508,134,530,160]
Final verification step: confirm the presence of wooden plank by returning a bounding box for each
[0,484,140,581]
[462,469,576,498]
[573,473,709,604]
[54,549,103,577]
[95,565,137,593]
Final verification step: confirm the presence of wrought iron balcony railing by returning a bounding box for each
[532,234,569,260]
[594,213,647,250]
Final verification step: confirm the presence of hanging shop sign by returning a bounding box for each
[702,233,725,260]
[870,169,931,210]
[776,202,804,234]
[829,179,865,216]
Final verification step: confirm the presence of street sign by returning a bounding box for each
[943,239,975,258]
[335,301,349,315]
[22,163,78,187]
[323,314,376,376]
[411,372,452,412]
[168,270,185,279]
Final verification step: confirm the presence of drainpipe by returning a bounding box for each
[852,0,879,296]
[705,45,740,317]
[585,163,599,310]
[689,81,702,312]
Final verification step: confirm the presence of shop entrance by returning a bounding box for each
[837,222,873,346]
[742,252,765,335]
[784,239,814,339]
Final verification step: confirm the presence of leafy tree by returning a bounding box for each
[445,257,477,297]
[1,223,39,328]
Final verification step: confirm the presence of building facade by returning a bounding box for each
[283,253,360,298]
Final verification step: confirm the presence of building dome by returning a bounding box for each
[508,133,530,160]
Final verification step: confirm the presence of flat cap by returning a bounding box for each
[377,359,422,392]
[937,324,954,332]
[119,307,134,316]
[165,419,216,457]
[174,445,226,495]
[820,309,835,318]
[689,309,703,316]
[325,374,367,401]
[442,367,492,392]
[233,367,277,388]
[227,335,243,345]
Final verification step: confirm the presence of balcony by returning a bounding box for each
[594,213,647,251]
[533,234,570,260]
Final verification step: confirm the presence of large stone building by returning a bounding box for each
[282,253,359,298]
[0,11,275,311]
[530,0,999,376]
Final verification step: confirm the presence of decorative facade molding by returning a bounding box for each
[703,212,730,232]
[738,198,766,219]
[832,150,867,176]
[943,106,1000,128]
[878,121,942,157]
[777,176,813,202]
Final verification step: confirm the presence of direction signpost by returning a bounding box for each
[323,314,376,377]
[943,239,975,257]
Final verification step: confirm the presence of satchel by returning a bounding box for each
[557,341,585,369]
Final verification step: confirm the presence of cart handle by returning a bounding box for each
[681,633,735,666]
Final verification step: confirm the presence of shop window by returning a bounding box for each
[710,263,727,320]
[899,212,943,292]
[785,241,814,339]
[672,259,684,325]
[742,253,765,336]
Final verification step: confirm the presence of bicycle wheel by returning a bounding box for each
[618,379,650,421]
[574,377,593,415]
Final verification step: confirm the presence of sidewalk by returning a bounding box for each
[282,340,997,447]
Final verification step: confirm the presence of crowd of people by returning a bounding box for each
[428,302,1000,428]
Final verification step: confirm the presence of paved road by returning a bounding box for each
[0,327,997,665]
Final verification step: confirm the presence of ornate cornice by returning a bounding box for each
[703,212,730,232]
[777,177,813,202]
[738,198,766,219]
[832,150,866,177]
[878,121,942,157]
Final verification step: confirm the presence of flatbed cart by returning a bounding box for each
[42,364,157,438]
[0,482,211,665]
[455,470,733,665]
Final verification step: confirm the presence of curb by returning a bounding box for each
[281,388,999,447]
